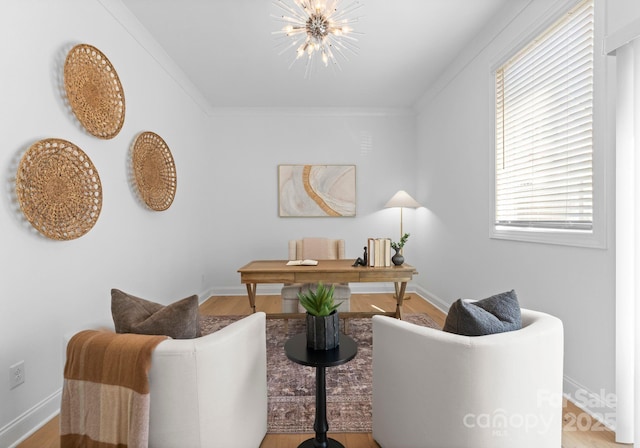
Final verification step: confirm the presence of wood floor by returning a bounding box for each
[19,293,625,448]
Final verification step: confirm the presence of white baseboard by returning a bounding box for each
[1,389,61,448]
[197,287,218,303]
[201,283,414,299]
[413,285,450,314]
[563,376,617,432]
[7,290,617,444]
[402,288,620,436]
[199,284,451,313]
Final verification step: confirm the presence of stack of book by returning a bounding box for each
[367,237,392,267]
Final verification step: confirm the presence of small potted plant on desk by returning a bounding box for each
[390,232,410,266]
[298,282,342,350]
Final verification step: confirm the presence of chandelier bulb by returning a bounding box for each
[274,0,361,76]
[296,44,306,59]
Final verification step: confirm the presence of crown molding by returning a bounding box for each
[96,0,214,115]
[206,106,416,118]
[413,0,534,112]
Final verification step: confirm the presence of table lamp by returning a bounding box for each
[384,190,421,252]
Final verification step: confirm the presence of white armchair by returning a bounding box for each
[372,309,564,448]
[281,238,351,313]
[64,312,268,448]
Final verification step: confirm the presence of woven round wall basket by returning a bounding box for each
[16,138,102,240]
[64,43,125,139]
[132,131,177,211]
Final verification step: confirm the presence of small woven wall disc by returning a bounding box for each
[132,132,177,211]
[64,44,125,139]
[16,139,102,240]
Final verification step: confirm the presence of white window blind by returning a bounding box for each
[495,0,594,231]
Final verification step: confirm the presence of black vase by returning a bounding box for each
[392,248,405,266]
[306,311,340,350]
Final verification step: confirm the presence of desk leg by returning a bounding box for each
[246,283,257,313]
[394,282,411,301]
[298,366,344,448]
[394,282,407,320]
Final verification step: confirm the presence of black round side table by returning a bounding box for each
[284,333,358,448]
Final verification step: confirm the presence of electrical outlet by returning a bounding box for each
[9,361,25,389]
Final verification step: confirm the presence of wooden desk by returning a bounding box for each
[237,259,418,320]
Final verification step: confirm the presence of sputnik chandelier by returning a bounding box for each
[273,0,362,76]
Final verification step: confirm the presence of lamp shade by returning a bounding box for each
[384,190,421,209]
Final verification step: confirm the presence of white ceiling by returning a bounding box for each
[120,0,521,109]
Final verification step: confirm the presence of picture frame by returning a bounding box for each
[278,164,356,217]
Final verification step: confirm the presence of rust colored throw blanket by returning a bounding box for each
[61,330,168,448]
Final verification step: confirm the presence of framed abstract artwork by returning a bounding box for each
[278,164,356,217]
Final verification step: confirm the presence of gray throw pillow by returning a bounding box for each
[442,290,521,336]
[111,289,200,339]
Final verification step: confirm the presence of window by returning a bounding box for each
[494,0,594,237]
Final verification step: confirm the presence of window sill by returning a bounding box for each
[490,225,606,249]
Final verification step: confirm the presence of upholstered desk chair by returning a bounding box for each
[372,309,564,448]
[281,237,351,313]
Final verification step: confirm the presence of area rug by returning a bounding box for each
[200,313,439,433]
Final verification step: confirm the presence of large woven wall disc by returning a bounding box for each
[64,44,125,139]
[16,139,102,240]
[132,132,177,211]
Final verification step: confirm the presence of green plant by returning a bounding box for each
[390,233,410,251]
[298,282,342,316]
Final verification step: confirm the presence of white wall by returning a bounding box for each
[0,2,418,445]
[12,0,635,443]
[202,109,418,296]
[413,0,621,424]
[0,0,213,444]
[607,0,640,36]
